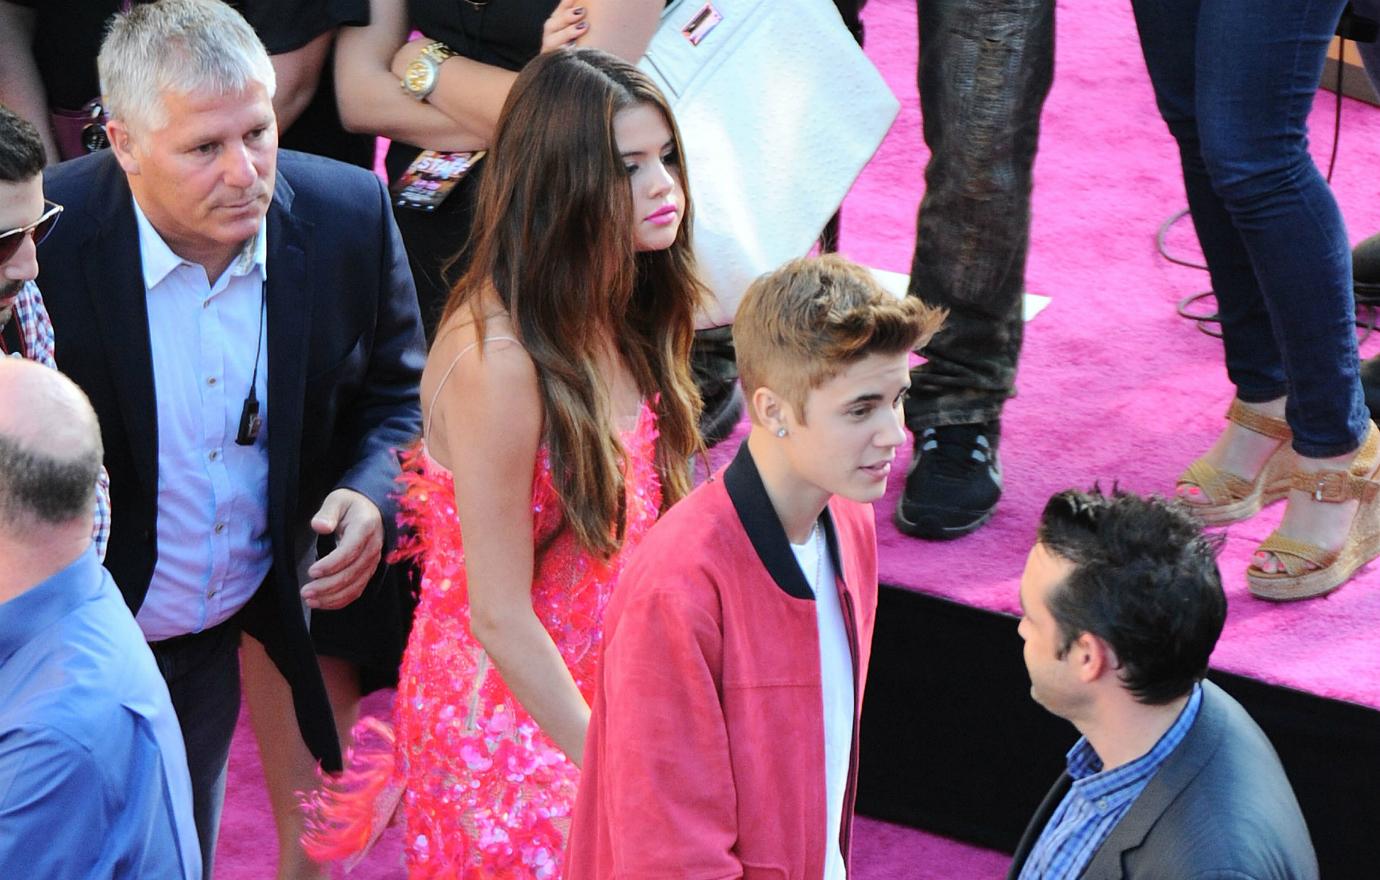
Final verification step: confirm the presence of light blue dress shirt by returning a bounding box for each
[0,548,201,878]
[132,199,272,641]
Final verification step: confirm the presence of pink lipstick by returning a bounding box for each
[645,204,678,226]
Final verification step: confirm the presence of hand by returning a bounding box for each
[541,0,588,53]
[391,35,433,80]
[302,488,384,610]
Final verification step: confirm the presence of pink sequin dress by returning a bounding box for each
[304,402,661,879]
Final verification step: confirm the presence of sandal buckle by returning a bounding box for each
[1310,471,1347,503]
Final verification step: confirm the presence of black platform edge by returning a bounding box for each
[857,583,1380,879]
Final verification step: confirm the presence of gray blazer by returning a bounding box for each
[1008,681,1318,879]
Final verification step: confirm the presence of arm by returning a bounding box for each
[432,337,593,766]
[349,0,664,152]
[0,2,60,163]
[303,175,425,608]
[334,0,488,149]
[0,728,101,877]
[600,587,743,876]
[412,0,666,143]
[269,29,334,132]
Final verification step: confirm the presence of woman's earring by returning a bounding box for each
[776,427,788,438]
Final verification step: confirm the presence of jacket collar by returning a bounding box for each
[262,171,311,561]
[1008,681,1224,880]
[81,154,159,494]
[723,440,842,600]
[1078,680,1225,879]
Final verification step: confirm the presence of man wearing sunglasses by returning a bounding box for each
[0,103,111,560]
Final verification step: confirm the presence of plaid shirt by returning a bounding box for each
[1018,684,1204,880]
[5,281,111,560]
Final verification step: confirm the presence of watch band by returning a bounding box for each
[401,41,459,101]
[419,41,459,66]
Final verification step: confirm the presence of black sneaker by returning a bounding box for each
[894,422,1002,540]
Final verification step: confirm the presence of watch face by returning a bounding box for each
[404,60,436,96]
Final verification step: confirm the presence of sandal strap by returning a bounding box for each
[1253,534,1337,578]
[1289,423,1380,503]
[1226,400,1291,441]
[1290,469,1380,503]
[1178,458,1253,503]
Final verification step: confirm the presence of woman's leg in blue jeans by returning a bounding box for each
[1133,0,1377,582]
[1133,0,1366,457]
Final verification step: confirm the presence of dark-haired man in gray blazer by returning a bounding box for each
[1009,488,1317,880]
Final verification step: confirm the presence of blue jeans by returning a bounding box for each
[903,0,1057,430]
[1132,0,1369,457]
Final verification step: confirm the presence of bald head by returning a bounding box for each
[0,359,103,528]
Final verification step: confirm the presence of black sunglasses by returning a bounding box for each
[0,201,63,265]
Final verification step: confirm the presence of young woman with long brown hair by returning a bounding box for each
[302,48,702,877]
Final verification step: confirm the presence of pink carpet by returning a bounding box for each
[848,0,1380,711]
[218,0,1380,875]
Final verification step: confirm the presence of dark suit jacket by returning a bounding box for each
[1008,681,1318,879]
[38,149,425,770]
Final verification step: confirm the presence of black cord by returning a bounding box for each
[1162,42,1371,343]
[1328,38,1347,181]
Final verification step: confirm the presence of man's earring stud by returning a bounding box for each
[776,427,788,438]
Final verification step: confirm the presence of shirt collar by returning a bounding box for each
[0,547,105,664]
[723,440,843,600]
[1064,683,1204,812]
[131,196,268,290]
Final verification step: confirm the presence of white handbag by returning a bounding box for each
[638,0,900,327]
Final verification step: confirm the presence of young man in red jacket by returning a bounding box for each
[565,255,944,879]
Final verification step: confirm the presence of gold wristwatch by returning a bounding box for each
[401,41,459,101]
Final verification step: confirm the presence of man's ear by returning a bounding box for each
[1072,631,1116,684]
[751,385,792,436]
[105,119,141,176]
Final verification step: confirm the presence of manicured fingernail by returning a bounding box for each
[576,20,588,29]
[574,6,585,13]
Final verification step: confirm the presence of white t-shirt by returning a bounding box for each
[792,523,855,880]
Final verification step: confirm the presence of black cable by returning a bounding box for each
[1328,38,1347,181]
[1156,207,1206,271]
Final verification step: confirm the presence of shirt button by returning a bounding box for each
[207,376,218,386]
[214,522,226,534]
[208,449,220,462]
[1098,798,1109,811]
[202,300,210,309]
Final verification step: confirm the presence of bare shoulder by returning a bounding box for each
[423,313,542,467]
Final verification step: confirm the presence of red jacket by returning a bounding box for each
[565,442,879,879]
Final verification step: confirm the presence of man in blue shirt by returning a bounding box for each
[1009,488,1317,879]
[0,357,200,879]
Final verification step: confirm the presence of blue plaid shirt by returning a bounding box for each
[1018,684,1204,880]
[5,281,111,560]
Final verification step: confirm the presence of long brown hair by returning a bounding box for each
[442,48,703,557]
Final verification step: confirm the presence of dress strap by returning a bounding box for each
[425,335,520,441]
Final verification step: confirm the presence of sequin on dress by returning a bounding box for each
[303,403,661,878]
